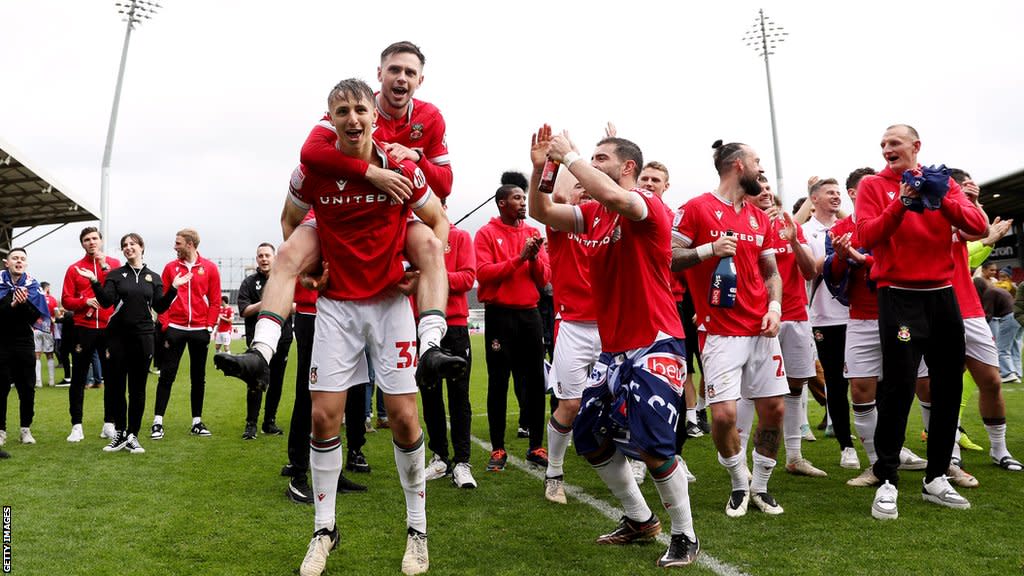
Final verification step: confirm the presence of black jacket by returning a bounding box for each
[92,264,177,335]
[0,289,42,351]
[237,270,293,345]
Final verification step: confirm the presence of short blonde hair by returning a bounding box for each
[176,228,200,248]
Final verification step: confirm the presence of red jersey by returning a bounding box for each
[288,144,429,302]
[574,189,682,352]
[62,253,121,330]
[300,94,451,198]
[216,305,234,332]
[443,225,476,326]
[828,216,878,320]
[474,218,550,309]
[951,231,985,319]
[546,216,596,322]
[766,217,809,322]
[856,166,987,289]
[293,281,318,315]
[675,192,772,337]
[159,254,222,330]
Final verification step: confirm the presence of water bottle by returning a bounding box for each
[709,230,737,308]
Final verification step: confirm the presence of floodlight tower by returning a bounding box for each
[100,0,161,241]
[743,9,788,200]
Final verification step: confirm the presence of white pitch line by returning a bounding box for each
[469,435,752,576]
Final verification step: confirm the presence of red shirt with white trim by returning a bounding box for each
[62,254,121,330]
[546,210,597,322]
[300,94,452,198]
[766,217,809,322]
[216,305,234,332]
[474,218,550,309]
[828,215,878,320]
[674,192,772,337]
[159,254,222,330]
[288,143,429,301]
[573,188,682,352]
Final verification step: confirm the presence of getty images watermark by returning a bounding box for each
[3,506,10,573]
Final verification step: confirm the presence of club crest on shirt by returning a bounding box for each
[706,382,716,399]
[491,339,502,352]
[813,329,824,342]
[145,274,152,282]
[778,228,787,240]
[197,267,205,275]
[897,326,911,342]
[309,366,318,384]
[749,216,759,230]
[410,123,424,141]
[444,242,451,254]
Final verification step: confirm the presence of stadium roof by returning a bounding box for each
[979,168,1024,221]
[0,136,98,245]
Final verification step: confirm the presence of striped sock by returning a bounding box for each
[545,416,573,478]
[252,312,285,363]
[310,435,342,532]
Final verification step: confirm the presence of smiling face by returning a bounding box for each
[639,167,669,198]
[377,51,423,115]
[120,235,144,263]
[81,231,103,257]
[4,249,26,277]
[755,177,775,211]
[329,91,377,157]
[811,182,842,216]
[880,125,920,173]
[256,245,275,274]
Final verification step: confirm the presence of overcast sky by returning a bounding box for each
[3,0,1022,290]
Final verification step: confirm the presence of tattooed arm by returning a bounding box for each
[759,252,782,337]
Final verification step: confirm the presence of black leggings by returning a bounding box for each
[106,332,154,436]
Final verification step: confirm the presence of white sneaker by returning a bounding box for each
[451,462,477,489]
[100,422,116,440]
[424,454,449,481]
[840,447,861,469]
[681,458,696,483]
[898,447,927,471]
[726,490,749,518]
[20,427,35,445]
[786,458,828,477]
[35,380,43,388]
[544,475,567,504]
[299,527,338,576]
[0,430,6,446]
[630,458,647,485]
[922,476,971,509]
[847,467,881,487]
[750,491,784,515]
[67,424,84,443]
[872,481,898,520]
[402,528,429,575]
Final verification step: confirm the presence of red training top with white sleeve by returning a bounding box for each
[160,254,222,330]
[300,94,452,198]
[828,215,878,320]
[951,231,985,319]
[546,211,597,322]
[474,218,550,309]
[674,192,772,337]
[62,253,121,330]
[288,143,430,302]
[855,166,987,289]
[573,189,682,352]
[443,225,476,326]
[766,217,809,322]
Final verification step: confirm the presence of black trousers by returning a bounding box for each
[485,305,546,451]
[813,324,853,449]
[246,338,292,424]
[289,313,366,474]
[69,327,110,425]
[0,347,35,429]
[106,331,154,436]
[421,325,473,463]
[154,327,210,419]
[873,287,964,486]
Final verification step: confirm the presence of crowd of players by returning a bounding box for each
[3,39,1022,574]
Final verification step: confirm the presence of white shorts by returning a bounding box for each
[844,319,882,379]
[778,321,816,379]
[214,331,232,346]
[310,294,417,395]
[917,316,997,378]
[550,320,602,400]
[700,334,788,403]
[33,330,54,354]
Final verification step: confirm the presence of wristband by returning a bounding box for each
[562,151,582,168]
[696,243,714,261]
[768,301,782,315]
